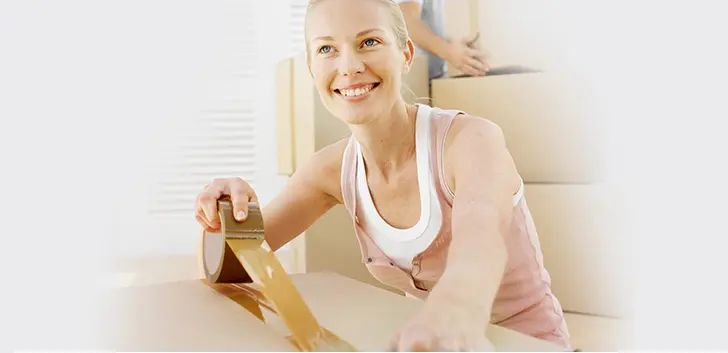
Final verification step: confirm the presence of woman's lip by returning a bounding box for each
[334,82,380,101]
[334,82,380,90]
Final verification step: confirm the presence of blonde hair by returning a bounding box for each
[305,0,411,57]
[304,0,427,104]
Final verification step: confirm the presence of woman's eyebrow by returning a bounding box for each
[312,35,335,42]
[312,28,385,42]
[355,28,384,37]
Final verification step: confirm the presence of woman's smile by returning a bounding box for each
[334,82,382,102]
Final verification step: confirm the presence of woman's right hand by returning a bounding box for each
[194,177,259,232]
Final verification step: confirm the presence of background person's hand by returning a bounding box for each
[194,177,259,232]
[446,33,490,77]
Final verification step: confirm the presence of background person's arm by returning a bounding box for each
[397,0,488,76]
[397,1,451,63]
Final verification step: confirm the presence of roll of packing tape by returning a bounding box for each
[202,198,263,284]
[200,197,356,351]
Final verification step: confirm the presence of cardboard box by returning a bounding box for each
[564,313,631,352]
[272,54,429,289]
[107,271,567,351]
[444,0,568,74]
[523,183,631,319]
[431,72,607,183]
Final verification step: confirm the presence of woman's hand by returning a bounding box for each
[388,299,494,351]
[194,177,259,232]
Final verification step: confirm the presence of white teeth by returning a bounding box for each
[339,84,374,97]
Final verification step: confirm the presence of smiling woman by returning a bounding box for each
[193,0,571,351]
[304,0,414,126]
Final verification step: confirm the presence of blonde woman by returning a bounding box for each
[195,0,570,350]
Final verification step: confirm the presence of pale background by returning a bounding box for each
[2,0,728,350]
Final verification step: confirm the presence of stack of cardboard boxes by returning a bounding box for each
[433,1,630,351]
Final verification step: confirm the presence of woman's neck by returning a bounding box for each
[350,101,418,182]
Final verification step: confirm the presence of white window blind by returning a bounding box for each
[148,101,258,214]
[111,1,266,257]
[290,0,309,56]
[148,4,258,216]
[122,1,314,258]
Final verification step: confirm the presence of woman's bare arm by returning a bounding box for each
[427,115,521,320]
[257,140,347,251]
[195,138,348,252]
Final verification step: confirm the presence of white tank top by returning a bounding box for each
[354,104,524,270]
[355,104,442,269]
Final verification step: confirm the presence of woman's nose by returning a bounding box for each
[337,48,364,76]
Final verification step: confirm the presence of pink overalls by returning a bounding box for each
[338,104,571,349]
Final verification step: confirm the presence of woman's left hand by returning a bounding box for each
[387,301,494,351]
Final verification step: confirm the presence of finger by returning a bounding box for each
[474,55,491,72]
[397,335,432,352]
[197,204,220,228]
[195,206,220,229]
[464,55,487,73]
[460,63,483,77]
[407,340,430,352]
[194,209,211,228]
[462,32,479,46]
[197,183,225,223]
[465,46,485,58]
[465,49,490,70]
[196,213,220,232]
[229,178,253,221]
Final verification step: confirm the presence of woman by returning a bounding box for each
[194,0,570,350]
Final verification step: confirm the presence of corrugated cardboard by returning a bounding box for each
[107,271,567,351]
[431,72,607,183]
[523,183,631,318]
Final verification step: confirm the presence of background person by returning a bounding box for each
[395,0,489,79]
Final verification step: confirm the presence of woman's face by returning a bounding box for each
[306,0,414,125]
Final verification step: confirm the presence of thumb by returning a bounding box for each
[232,198,250,222]
[463,32,480,46]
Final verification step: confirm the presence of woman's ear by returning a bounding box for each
[403,38,416,72]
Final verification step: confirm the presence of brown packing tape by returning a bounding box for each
[203,281,266,321]
[202,198,356,352]
[203,280,356,351]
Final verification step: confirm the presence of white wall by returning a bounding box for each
[1,1,294,260]
[2,2,299,347]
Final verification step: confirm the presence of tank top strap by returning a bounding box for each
[428,107,465,206]
[340,135,358,218]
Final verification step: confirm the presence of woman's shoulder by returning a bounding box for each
[440,112,521,195]
[447,112,504,139]
[427,104,507,160]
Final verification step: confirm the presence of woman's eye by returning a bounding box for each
[318,45,332,54]
[363,39,378,47]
